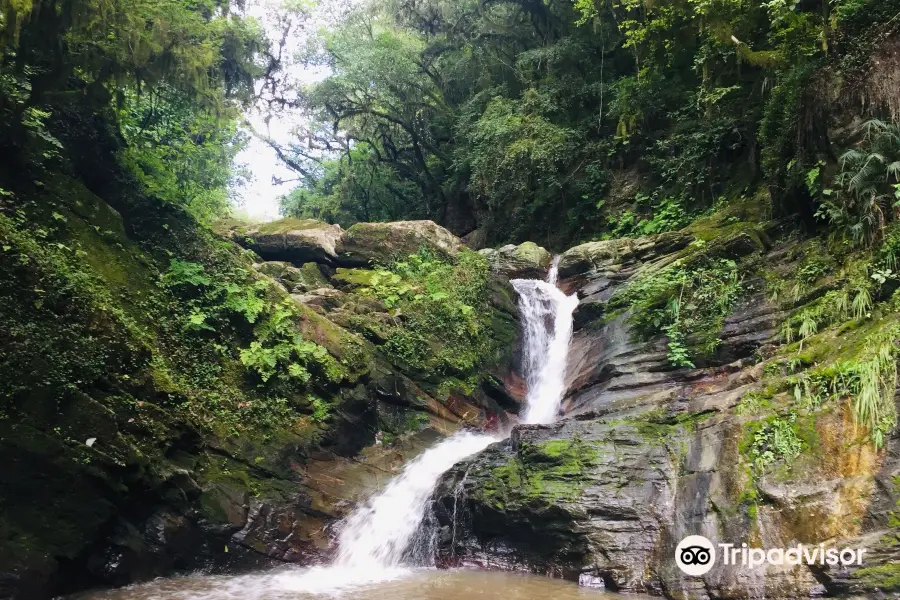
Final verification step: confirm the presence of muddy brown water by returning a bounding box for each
[71,567,655,600]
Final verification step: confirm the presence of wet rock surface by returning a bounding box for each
[435,225,900,599]
[479,242,553,280]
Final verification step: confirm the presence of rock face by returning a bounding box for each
[479,242,553,280]
[224,218,345,265]
[338,220,462,266]
[434,220,900,599]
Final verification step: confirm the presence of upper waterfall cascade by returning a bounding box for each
[511,257,580,424]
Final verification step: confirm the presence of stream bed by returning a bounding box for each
[72,567,653,600]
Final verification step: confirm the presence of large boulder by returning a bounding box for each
[224,218,344,265]
[225,218,464,268]
[337,220,461,266]
[479,242,552,280]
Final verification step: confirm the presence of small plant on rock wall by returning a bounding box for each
[611,257,743,367]
[785,331,900,447]
[162,259,342,389]
[746,412,804,472]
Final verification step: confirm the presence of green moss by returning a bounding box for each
[625,409,714,442]
[298,262,331,289]
[683,190,771,243]
[255,218,328,235]
[333,267,378,288]
[475,439,600,509]
[853,563,900,591]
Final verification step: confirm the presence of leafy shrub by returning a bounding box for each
[353,248,498,378]
[817,120,900,247]
[605,193,690,239]
[611,257,743,367]
[747,413,804,471]
[787,333,899,447]
[162,259,341,389]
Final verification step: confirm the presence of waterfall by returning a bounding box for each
[278,255,578,593]
[278,432,495,592]
[332,431,496,570]
[511,256,580,424]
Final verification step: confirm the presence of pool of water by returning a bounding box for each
[71,567,653,600]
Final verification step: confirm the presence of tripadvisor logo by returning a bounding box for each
[676,535,716,576]
[675,535,867,576]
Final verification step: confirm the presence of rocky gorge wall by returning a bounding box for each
[0,133,524,599]
[435,202,900,599]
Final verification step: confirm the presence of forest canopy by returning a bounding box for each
[267,0,900,248]
[0,0,897,246]
[0,0,272,220]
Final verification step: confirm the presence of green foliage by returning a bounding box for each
[118,89,249,223]
[605,193,691,239]
[281,152,422,227]
[348,248,497,378]
[787,333,900,447]
[745,412,804,472]
[162,259,341,390]
[817,120,900,247]
[735,391,773,416]
[0,0,267,231]
[274,0,861,245]
[611,257,743,366]
[1,0,263,107]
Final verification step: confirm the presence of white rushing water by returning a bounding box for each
[333,431,497,569]
[276,431,496,592]
[275,256,578,594]
[512,257,580,424]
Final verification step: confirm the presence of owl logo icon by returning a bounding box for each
[676,535,716,576]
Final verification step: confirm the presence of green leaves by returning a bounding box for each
[747,413,804,472]
[162,259,339,388]
[186,310,215,332]
[118,88,247,223]
[613,257,743,367]
[223,281,268,324]
[163,259,212,288]
[239,337,318,384]
[353,248,496,377]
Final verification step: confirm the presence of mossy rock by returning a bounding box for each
[473,438,600,509]
[338,220,461,267]
[479,241,552,279]
[853,562,900,592]
[227,218,344,265]
[332,267,378,288]
[558,231,693,279]
[296,262,332,291]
